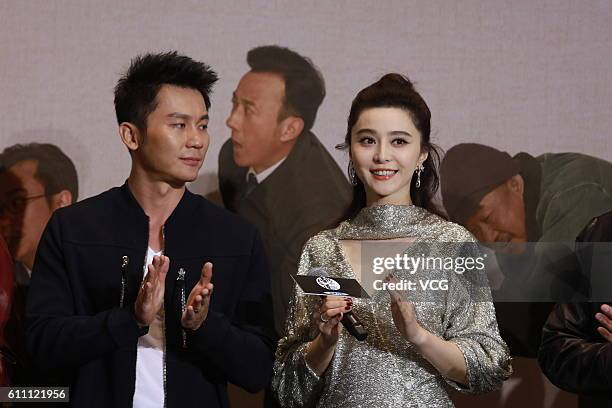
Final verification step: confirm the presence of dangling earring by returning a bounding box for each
[415,163,425,188]
[348,161,358,186]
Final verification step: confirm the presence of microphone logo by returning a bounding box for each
[315,276,341,291]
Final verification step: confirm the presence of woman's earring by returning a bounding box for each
[348,161,358,186]
[415,163,425,188]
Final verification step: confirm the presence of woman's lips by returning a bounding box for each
[370,169,398,180]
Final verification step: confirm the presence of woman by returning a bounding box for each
[272,74,511,407]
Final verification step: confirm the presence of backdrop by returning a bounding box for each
[1,0,611,200]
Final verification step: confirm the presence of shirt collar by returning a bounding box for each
[246,156,287,184]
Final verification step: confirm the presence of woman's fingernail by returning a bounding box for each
[345,305,351,310]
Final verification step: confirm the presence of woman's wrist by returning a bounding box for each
[305,334,337,376]
[308,333,337,356]
[407,325,430,348]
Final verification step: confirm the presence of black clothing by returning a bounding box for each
[26,183,276,407]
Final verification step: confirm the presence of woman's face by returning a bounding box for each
[350,107,428,206]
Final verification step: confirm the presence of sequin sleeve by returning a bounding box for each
[271,236,328,407]
[442,239,513,394]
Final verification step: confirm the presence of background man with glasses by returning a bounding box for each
[0,142,78,385]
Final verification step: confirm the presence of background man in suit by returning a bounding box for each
[0,142,77,385]
[218,45,352,337]
[0,235,13,386]
[0,143,77,276]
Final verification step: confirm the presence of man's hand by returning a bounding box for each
[181,262,214,330]
[596,303,612,342]
[134,255,169,326]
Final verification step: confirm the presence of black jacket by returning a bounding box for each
[25,183,276,407]
[538,212,612,408]
[539,302,612,408]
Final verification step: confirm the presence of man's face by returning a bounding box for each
[226,71,286,173]
[464,176,527,249]
[0,160,55,268]
[133,84,209,185]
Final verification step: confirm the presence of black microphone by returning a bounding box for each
[340,311,368,341]
[307,267,368,341]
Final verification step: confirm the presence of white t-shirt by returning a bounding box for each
[133,247,164,408]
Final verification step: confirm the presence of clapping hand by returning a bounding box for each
[596,303,612,342]
[387,274,425,344]
[135,255,169,326]
[181,262,214,330]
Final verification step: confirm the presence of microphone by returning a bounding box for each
[307,267,368,341]
[340,311,368,341]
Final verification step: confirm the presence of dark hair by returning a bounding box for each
[339,73,442,217]
[114,51,218,131]
[0,143,78,202]
[247,45,325,131]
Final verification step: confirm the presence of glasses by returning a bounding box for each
[0,194,49,216]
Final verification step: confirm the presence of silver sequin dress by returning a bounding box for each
[272,205,512,407]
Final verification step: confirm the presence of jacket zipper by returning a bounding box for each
[161,225,167,408]
[177,268,187,348]
[120,255,129,308]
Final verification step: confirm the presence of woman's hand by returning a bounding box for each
[305,296,352,376]
[315,296,351,348]
[387,276,426,345]
[387,275,467,384]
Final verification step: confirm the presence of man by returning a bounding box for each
[26,52,275,407]
[0,143,77,384]
[0,235,13,386]
[219,45,351,336]
[441,143,612,251]
[0,143,77,278]
[539,212,612,408]
[440,143,612,354]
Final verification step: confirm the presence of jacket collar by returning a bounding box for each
[244,130,312,209]
[117,181,199,251]
[514,152,542,241]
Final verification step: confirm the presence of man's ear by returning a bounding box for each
[507,174,524,195]
[119,122,142,152]
[50,190,73,211]
[278,116,304,143]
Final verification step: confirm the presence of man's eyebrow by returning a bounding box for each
[166,113,209,121]
[232,92,256,108]
[167,112,191,120]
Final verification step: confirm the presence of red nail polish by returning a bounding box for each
[345,305,351,310]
